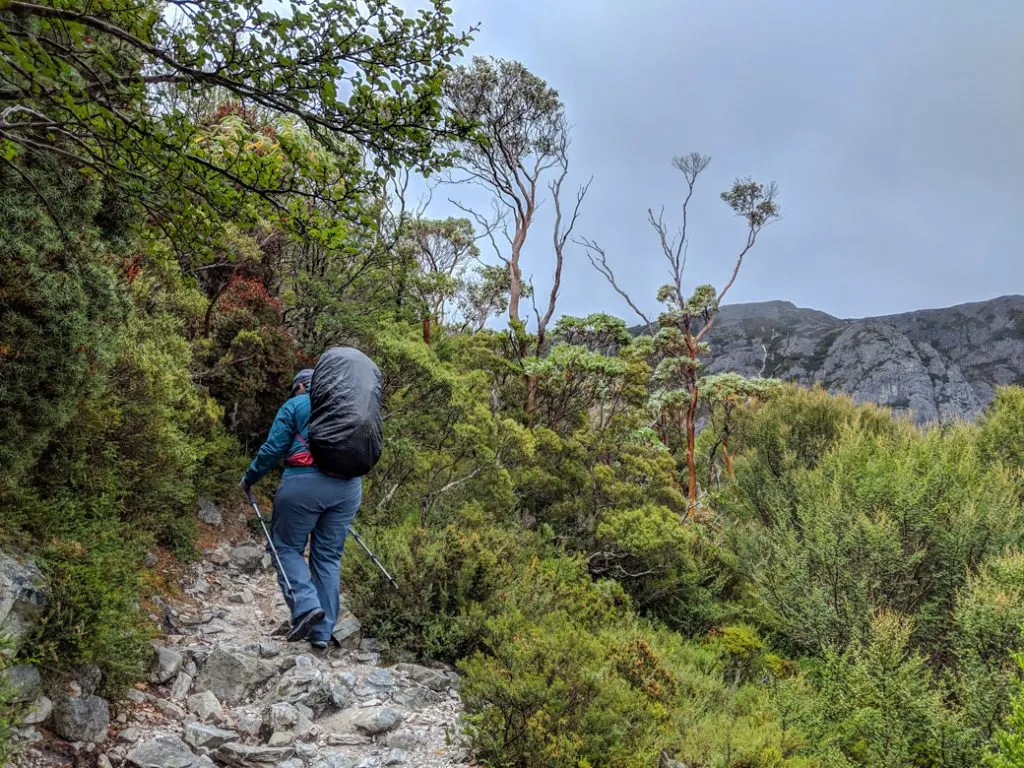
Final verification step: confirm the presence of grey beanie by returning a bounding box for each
[291,368,315,393]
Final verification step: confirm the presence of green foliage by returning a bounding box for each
[986,652,1024,767]
[814,611,973,768]
[0,636,19,765]
[343,510,529,663]
[0,159,126,487]
[1,0,472,245]
[980,386,1024,482]
[953,550,1024,739]
[728,418,1024,656]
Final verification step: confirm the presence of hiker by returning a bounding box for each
[239,368,362,649]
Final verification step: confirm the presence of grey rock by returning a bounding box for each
[193,648,273,705]
[170,671,194,701]
[267,730,295,747]
[213,742,295,766]
[274,664,332,714]
[233,713,263,740]
[126,735,202,768]
[22,695,53,725]
[258,640,280,658]
[382,728,424,751]
[52,693,109,743]
[394,663,449,692]
[335,672,357,689]
[207,549,231,567]
[264,701,299,732]
[311,756,357,768]
[359,637,383,653]
[384,748,410,766]
[125,689,149,704]
[155,698,187,720]
[231,546,265,573]
[186,691,224,724]
[197,498,222,527]
[279,761,305,768]
[97,754,115,768]
[119,726,142,743]
[295,741,318,759]
[391,685,438,710]
[144,551,159,568]
[330,680,353,709]
[150,647,184,685]
[3,663,41,702]
[331,615,361,650]
[228,589,254,605]
[0,551,48,649]
[365,667,394,689]
[322,706,402,737]
[183,659,198,677]
[183,722,238,751]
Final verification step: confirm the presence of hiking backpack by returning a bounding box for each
[307,347,383,478]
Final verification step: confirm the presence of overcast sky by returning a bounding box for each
[423,0,1023,321]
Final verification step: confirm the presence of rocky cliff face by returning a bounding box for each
[694,295,1024,423]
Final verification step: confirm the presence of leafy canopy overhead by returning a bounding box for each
[0,0,472,238]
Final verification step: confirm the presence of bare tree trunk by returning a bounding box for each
[686,374,699,516]
[422,316,432,345]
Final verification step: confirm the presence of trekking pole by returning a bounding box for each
[349,528,399,591]
[245,488,295,602]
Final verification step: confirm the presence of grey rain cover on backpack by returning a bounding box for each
[308,347,383,478]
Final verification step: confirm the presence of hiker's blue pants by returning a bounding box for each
[270,471,361,643]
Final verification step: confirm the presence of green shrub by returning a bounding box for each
[813,611,974,768]
[343,507,531,662]
[726,419,1024,656]
[953,550,1024,739]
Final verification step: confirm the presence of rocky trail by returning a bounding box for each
[8,501,471,768]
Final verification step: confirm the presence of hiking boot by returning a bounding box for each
[286,608,325,642]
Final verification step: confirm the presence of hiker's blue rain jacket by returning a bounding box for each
[243,394,318,487]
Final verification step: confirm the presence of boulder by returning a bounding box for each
[155,698,187,719]
[52,693,109,743]
[394,663,449,691]
[193,648,275,705]
[322,706,402,737]
[0,551,47,650]
[2,663,41,702]
[22,695,53,725]
[197,498,222,527]
[185,690,224,724]
[331,614,361,650]
[274,664,332,714]
[183,722,238,752]
[230,545,264,573]
[213,742,295,766]
[233,712,263,740]
[365,667,394,690]
[170,671,194,701]
[384,748,410,766]
[150,647,183,685]
[126,735,203,768]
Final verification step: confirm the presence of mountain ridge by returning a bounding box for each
[634,294,1024,423]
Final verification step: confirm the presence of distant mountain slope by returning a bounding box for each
[640,295,1024,423]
